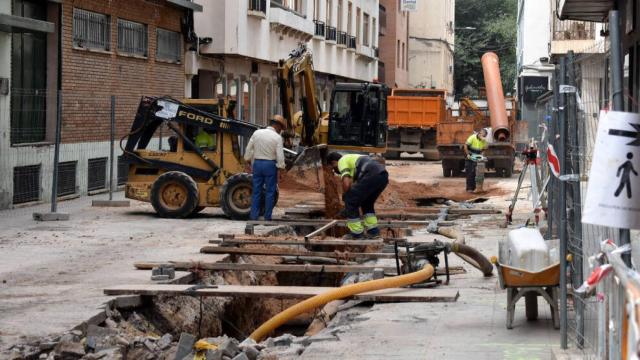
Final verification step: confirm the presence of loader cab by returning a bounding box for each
[327,82,388,151]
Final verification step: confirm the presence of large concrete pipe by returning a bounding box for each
[481,52,510,142]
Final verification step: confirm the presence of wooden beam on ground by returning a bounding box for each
[133,261,397,273]
[200,245,399,259]
[214,234,384,246]
[246,219,455,227]
[104,284,460,303]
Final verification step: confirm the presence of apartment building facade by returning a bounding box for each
[516,0,606,140]
[407,0,454,92]
[0,0,200,209]
[377,0,409,88]
[190,0,379,125]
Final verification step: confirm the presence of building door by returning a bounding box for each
[11,0,48,144]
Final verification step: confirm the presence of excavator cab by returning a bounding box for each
[327,82,388,151]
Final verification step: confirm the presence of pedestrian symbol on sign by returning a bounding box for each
[614,152,638,198]
[584,111,640,229]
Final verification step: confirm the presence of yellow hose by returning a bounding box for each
[248,265,434,342]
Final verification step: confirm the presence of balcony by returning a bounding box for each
[373,46,379,58]
[269,3,314,41]
[347,35,356,50]
[325,25,337,42]
[314,20,325,38]
[550,11,601,56]
[337,31,347,47]
[356,44,376,62]
[553,15,595,40]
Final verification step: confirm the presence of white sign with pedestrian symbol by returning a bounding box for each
[583,111,640,229]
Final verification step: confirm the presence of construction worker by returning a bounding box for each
[195,128,216,150]
[463,128,489,193]
[327,152,389,239]
[244,115,286,221]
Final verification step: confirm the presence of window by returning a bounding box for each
[326,0,333,25]
[314,0,320,19]
[88,157,108,191]
[57,161,77,197]
[338,0,343,31]
[372,18,376,46]
[397,40,400,67]
[347,2,352,34]
[117,19,147,57]
[363,13,369,46]
[13,165,40,204]
[157,28,181,63]
[356,7,361,43]
[273,0,303,13]
[249,0,267,12]
[402,42,405,69]
[73,8,111,51]
[117,156,129,186]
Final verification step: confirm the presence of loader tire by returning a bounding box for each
[220,173,280,220]
[220,173,253,220]
[190,206,206,216]
[150,171,199,218]
[451,243,494,277]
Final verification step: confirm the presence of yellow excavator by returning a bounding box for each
[122,44,388,219]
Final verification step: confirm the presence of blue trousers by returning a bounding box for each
[251,159,278,221]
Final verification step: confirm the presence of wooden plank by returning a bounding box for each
[200,245,398,259]
[134,261,397,273]
[104,284,460,303]
[213,235,384,246]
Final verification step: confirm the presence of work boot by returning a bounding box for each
[365,228,382,240]
[342,232,364,240]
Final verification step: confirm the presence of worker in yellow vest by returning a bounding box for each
[327,152,389,239]
[463,128,489,193]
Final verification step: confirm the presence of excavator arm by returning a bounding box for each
[277,44,325,147]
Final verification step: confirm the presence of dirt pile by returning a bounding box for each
[378,180,508,208]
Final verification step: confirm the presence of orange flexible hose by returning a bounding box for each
[248,265,434,342]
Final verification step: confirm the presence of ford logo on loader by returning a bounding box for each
[177,110,214,125]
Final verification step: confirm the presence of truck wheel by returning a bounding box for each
[220,173,253,220]
[150,171,199,218]
[442,165,452,177]
[501,167,512,178]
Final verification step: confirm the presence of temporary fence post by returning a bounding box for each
[51,91,62,213]
[109,95,115,200]
[91,95,129,207]
[559,56,568,350]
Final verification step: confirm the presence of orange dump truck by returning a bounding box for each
[385,88,447,159]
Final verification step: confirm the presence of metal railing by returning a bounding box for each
[249,0,267,13]
[553,12,596,40]
[117,19,148,57]
[156,28,181,62]
[348,35,356,49]
[325,25,337,41]
[314,20,325,37]
[72,8,110,51]
[337,30,347,46]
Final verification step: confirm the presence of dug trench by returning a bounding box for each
[1,242,361,360]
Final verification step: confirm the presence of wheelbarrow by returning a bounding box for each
[492,239,560,329]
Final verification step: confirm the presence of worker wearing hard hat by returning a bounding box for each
[244,115,287,221]
[463,128,489,193]
[327,152,389,239]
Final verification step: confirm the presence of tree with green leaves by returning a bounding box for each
[454,0,517,96]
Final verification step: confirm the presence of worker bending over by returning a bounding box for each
[327,152,389,239]
[244,115,286,221]
[463,128,489,193]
